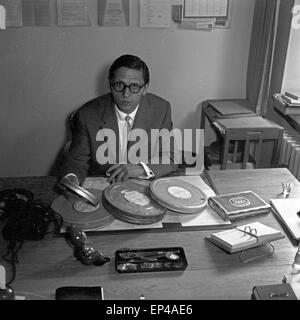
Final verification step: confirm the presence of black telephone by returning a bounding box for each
[0,188,62,241]
[0,188,63,286]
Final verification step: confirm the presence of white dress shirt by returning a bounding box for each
[114,104,154,179]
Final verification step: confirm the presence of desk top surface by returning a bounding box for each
[0,169,299,300]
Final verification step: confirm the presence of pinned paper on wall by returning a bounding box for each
[57,0,91,26]
[140,0,171,28]
[2,0,23,27]
[22,0,51,26]
[0,5,5,29]
[183,0,228,18]
[98,0,129,26]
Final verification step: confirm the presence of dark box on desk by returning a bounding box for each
[252,283,297,300]
[208,191,271,221]
[115,247,188,274]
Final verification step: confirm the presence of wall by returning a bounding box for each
[0,0,255,177]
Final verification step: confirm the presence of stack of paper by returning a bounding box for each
[270,199,300,241]
[281,92,300,106]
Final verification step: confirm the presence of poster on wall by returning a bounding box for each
[0,4,5,29]
[98,0,129,26]
[1,0,23,27]
[22,0,51,26]
[139,0,171,28]
[57,0,91,26]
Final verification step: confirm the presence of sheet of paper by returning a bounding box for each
[57,0,91,26]
[3,0,23,27]
[184,0,228,18]
[140,0,171,28]
[180,206,231,227]
[22,0,51,26]
[99,0,129,26]
[91,219,163,231]
[82,177,109,190]
[0,5,5,29]
[60,218,162,233]
[270,199,300,240]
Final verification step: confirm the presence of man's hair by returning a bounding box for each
[108,54,150,84]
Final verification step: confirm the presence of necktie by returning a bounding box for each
[125,115,132,136]
[120,115,132,163]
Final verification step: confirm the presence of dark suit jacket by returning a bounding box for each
[59,92,177,184]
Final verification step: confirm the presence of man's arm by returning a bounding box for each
[59,110,91,185]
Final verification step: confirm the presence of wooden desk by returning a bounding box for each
[0,170,299,300]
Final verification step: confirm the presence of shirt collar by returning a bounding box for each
[114,104,139,122]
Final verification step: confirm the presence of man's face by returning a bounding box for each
[110,67,148,114]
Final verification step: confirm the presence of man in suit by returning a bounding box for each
[59,54,177,185]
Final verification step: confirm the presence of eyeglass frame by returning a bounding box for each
[110,81,145,94]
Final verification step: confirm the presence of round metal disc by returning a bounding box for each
[149,177,207,214]
[59,179,100,207]
[103,181,166,225]
[51,189,114,230]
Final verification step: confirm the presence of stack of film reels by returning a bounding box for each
[51,176,208,230]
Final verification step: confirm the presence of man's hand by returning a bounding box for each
[106,164,145,183]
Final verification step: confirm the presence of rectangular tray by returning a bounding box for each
[115,247,188,273]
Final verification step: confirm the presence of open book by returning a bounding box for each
[207,222,285,253]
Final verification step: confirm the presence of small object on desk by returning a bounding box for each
[208,191,271,221]
[0,265,5,290]
[55,286,104,300]
[281,179,293,198]
[67,225,110,266]
[252,283,297,300]
[207,221,285,254]
[0,286,15,300]
[115,247,188,273]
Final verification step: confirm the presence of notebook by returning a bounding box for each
[208,191,271,220]
[270,199,300,241]
[207,222,285,253]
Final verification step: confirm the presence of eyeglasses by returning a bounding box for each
[111,81,145,94]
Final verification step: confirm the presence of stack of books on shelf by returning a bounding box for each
[273,92,300,115]
[281,92,300,106]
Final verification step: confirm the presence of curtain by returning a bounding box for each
[246,0,279,116]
